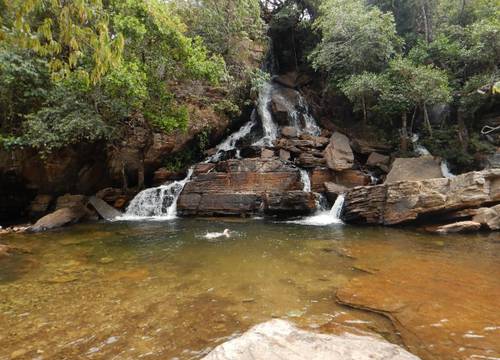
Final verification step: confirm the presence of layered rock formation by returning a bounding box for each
[343,169,500,225]
[177,158,316,217]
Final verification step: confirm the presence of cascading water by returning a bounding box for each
[207,115,257,162]
[119,168,194,220]
[299,169,311,192]
[441,161,455,178]
[289,194,345,226]
[254,82,279,147]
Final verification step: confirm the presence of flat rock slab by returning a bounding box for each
[203,319,419,360]
[336,251,500,359]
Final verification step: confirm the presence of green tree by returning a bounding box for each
[309,0,402,79]
[0,0,124,83]
[340,72,389,125]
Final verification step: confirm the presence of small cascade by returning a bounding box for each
[412,134,431,156]
[254,82,278,146]
[119,168,194,220]
[297,95,321,136]
[441,161,455,178]
[289,194,345,226]
[299,169,311,192]
[208,116,257,162]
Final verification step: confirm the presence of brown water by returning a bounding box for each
[0,219,498,359]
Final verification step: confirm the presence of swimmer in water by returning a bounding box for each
[204,229,231,239]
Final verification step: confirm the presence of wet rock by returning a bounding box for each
[29,206,89,232]
[281,126,298,138]
[270,86,301,126]
[55,194,88,210]
[472,204,500,230]
[273,72,299,88]
[385,157,443,184]
[366,152,390,173]
[429,221,482,234]
[263,191,317,216]
[193,163,216,176]
[239,146,262,159]
[324,132,354,171]
[343,169,500,225]
[113,196,129,210]
[202,319,419,360]
[88,196,122,220]
[310,168,335,193]
[28,194,53,219]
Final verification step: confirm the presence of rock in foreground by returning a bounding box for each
[203,319,419,360]
[343,169,500,225]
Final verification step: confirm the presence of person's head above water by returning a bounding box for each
[223,229,230,237]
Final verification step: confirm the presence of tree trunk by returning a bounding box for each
[423,103,433,137]
[401,112,409,152]
[457,109,469,151]
[362,96,367,126]
[421,0,431,43]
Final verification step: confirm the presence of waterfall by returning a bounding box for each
[208,116,257,162]
[297,95,321,136]
[254,82,278,146]
[441,161,455,178]
[288,194,345,226]
[412,133,431,156]
[119,168,194,220]
[299,169,311,192]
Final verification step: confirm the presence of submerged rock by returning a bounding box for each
[202,319,419,360]
[429,221,482,234]
[343,169,500,225]
[28,206,89,232]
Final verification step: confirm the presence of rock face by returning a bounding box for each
[202,319,419,360]
[29,206,89,232]
[343,169,500,225]
[472,204,500,230]
[178,158,316,217]
[28,194,53,219]
[385,157,443,183]
[324,132,354,171]
[88,196,122,220]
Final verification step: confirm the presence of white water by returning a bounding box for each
[118,168,194,220]
[208,117,257,162]
[441,161,455,178]
[299,169,311,192]
[254,82,279,146]
[289,194,345,226]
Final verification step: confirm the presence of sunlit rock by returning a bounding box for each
[203,319,419,360]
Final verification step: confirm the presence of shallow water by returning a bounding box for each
[0,219,498,359]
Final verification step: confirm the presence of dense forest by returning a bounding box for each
[0,0,498,170]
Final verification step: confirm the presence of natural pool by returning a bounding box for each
[0,219,499,359]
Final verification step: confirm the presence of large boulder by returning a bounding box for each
[270,86,301,126]
[202,319,419,360]
[178,158,312,217]
[28,194,53,220]
[385,157,443,184]
[28,206,89,232]
[429,221,482,234]
[324,132,354,171]
[55,194,88,210]
[366,152,390,173]
[472,204,500,230]
[263,191,317,216]
[343,169,500,225]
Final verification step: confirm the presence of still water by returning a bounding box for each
[0,219,498,359]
